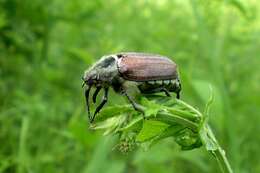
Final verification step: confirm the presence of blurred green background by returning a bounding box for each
[0,0,259,172]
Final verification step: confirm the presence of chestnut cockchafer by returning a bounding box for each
[82,52,181,123]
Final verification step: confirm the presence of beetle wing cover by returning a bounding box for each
[117,52,178,81]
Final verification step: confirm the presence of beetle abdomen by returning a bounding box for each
[117,53,178,81]
[137,79,181,94]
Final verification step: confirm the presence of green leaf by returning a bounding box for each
[119,116,143,133]
[136,120,169,142]
[90,115,128,135]
[140,97,162,117]
[138,125,185,149]
[96,105,133,122]
[174,128,202,150]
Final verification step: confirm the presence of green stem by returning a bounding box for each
[167,107,200,122]
[206,126,233,173]
[154,112,198,131]
[213,147,233,173]
[177,99,202,117]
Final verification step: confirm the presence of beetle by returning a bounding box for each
[82,52,181,123]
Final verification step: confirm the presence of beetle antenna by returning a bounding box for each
[82,82,86,88]
[82,77,87,88]
[85,85,92,121]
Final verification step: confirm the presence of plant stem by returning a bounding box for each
[206,126,233,173]
[155,112,198,131]
[213,147,234,173]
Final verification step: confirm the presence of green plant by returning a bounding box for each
[90,92,233,173]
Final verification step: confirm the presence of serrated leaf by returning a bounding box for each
[136,120,169,142]
[174,128,202,150]
[90,115,127,135]
[119,116,143,133]
[140,98,161,117]
[96,105,132,122]
[138,125,185,149]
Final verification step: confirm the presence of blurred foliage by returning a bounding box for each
[0,0,260,173]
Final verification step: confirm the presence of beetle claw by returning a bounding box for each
[161,88,171,97]
[91,88,109,123]
[85,85,92,121]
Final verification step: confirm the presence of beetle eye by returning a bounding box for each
[87,79,93,85]
[117,54,123,58]
[99,57,115,68]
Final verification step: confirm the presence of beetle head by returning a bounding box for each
[82,55,119,87]
[82,55,120,123]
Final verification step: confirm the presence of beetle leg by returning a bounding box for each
[161,88,171,97]
[85,85,92,121]
[91,88,109,123]
[176,79,181,99]
[92,86,102,103]
[122,90,145,117]
[176,91,180,99]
